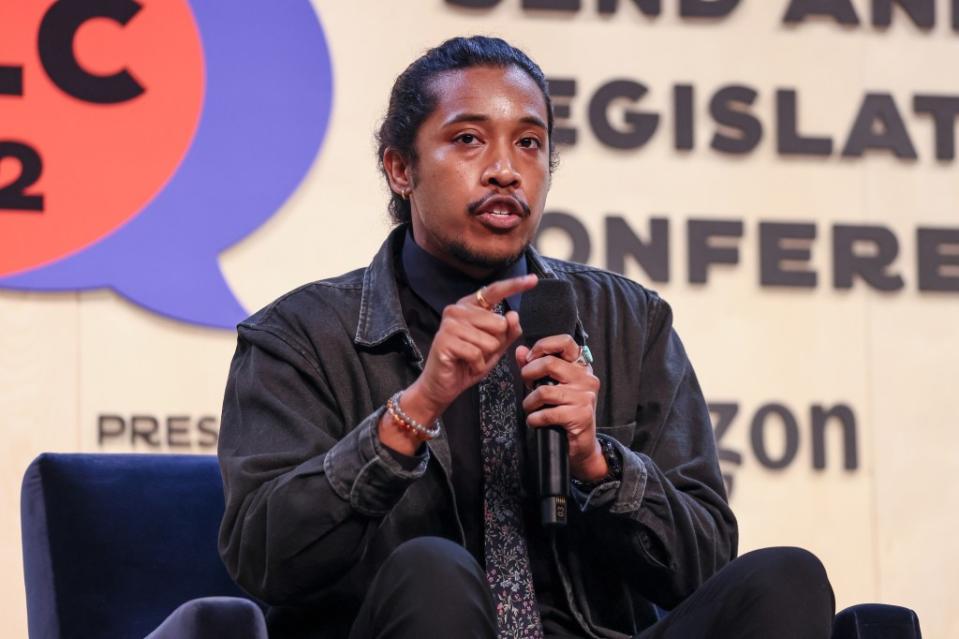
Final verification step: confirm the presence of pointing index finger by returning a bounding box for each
[470,274,538,309]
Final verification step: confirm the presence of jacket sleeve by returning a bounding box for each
[217,320,427,605]
[574,294,738,610]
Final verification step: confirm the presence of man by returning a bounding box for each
[218,36,835,638]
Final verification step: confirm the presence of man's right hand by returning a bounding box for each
[378,273,538,455]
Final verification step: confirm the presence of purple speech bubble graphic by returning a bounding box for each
[0,0,333,329]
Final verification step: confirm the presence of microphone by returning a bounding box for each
[519,279,579,528]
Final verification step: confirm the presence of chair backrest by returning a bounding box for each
[21,453,254,639]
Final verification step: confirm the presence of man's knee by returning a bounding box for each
[737,546,826,585]
[386,536,476,567]
[736,547,831,597]
[356,537,496,639]
[734,547,835,633]
[381,536,486,593]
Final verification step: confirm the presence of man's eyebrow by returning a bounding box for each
[442,112,548,130]
[519,115,548,130]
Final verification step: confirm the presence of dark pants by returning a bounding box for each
[348,537,835,639]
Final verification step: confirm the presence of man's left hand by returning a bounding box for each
[515,336,608,483]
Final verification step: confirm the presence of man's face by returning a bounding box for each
[406,65,551,278]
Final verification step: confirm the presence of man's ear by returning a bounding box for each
[383,148,413,197]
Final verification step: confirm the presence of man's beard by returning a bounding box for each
[441,192,533,272]
[444,234,529,275]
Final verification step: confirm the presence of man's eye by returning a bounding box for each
[519,137,541,149]
[456,134,478,144]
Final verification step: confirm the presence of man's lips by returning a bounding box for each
[468,194,530,219]
[467,194,531,231]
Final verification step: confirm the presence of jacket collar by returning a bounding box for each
[354,223,558,349]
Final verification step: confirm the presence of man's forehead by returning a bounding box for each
[427,66,548,125]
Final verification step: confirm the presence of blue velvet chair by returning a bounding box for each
[20,453,922,638]
[21,453,265,639]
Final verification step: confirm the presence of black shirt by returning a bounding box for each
[393,231,581,635]
[392,229,527,562]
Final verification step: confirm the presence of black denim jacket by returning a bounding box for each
[217,225,738,639]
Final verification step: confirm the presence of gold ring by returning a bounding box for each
[475,287,493,310]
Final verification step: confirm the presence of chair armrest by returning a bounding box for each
[833,603,922,639]
[145,597,267,639]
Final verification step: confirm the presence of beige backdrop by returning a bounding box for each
[2,0,957,636]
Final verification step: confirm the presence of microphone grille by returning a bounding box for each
[519,278,578,343]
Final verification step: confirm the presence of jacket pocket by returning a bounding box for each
[597,421,636,447]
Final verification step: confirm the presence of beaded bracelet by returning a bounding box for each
[386,391,441,440]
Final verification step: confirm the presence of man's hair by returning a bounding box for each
[376,36,557,226]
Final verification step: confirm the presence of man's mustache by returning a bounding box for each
[467,193,531,217]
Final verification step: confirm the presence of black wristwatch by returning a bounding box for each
[571,436,622,492]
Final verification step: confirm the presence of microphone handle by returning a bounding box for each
[533,379,569,527]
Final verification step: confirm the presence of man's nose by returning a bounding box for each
[482,146,521,189]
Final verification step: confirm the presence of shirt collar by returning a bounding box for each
[355,224,558,349]
[401,229,528,315]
